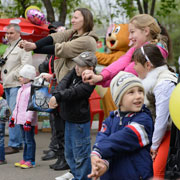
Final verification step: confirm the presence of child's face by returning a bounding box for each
[128,23,149,48]
[120,86,144,112]
[75,64,93,77]
[18,76,31,85]
[134,61,152,79]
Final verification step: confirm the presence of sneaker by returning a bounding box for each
[55,172,74,180]
[14,160,26,167]
[21,161,35,169]
[0,160,7,165]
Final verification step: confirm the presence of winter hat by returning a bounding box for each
[110,71,144,107]
[0,83,4,97]
[19,64,36,80]
[72,52,97,68]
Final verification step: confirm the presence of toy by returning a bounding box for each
[25,6,46,26]
[96,24,129,118]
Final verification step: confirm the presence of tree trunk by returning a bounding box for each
[42,0,55,23]
[150,0,156,16]
[58,0,67,24]
[143,0,148,14]
[136,0,144,14]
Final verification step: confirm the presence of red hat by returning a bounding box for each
[0,83,4,97]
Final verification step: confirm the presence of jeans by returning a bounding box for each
[0,122,5,161]
[20,125,36,163]
[65,121,91,180]
[5,87,23,148]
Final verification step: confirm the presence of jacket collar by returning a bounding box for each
[22,82,32,88]
[9,37,21,46]
[142,65,168,93]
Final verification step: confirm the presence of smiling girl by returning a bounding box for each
[82,14,170,87]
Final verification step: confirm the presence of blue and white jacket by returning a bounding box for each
[92,105,154,180]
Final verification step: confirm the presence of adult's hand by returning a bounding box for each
[42,73,53,82]
[82,70,103,85]
[19,40,37,51]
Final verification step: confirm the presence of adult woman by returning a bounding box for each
[20,8,98,176]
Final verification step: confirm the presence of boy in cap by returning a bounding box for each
[88,71,154,180]
[48,51,97,180]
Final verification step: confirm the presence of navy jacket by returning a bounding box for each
[92,105,154,180]
[53,68,95,123]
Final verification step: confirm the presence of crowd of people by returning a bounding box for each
[0,7,178,180]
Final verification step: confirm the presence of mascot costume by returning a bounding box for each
[96,24,129,117]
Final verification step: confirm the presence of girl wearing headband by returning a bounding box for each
[82,14,171,87]
[133,43,177,178]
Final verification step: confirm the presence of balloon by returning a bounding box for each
[25,6,40,19]
[25,6,46,26]
[27,9,46,26]
[169,83,180,130]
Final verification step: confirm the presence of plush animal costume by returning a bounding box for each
[96,24,129,117]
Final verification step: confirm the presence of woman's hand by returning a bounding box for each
[48,96,58,109]
[42,74,53,82]
[82,70,103,85]
[150,148,158,161]
[18,40,37,51]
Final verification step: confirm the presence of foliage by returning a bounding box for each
[157,0,177,17]
[157,0,180,71]
[0,0,42,18]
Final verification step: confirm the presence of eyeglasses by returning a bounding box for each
[141,46,150,62]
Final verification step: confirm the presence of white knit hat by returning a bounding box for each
[19,64,36,80]
[110,71,144,107]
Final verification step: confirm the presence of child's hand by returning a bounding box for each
[88,155,108,179]
[48,96,58,109]
[23,121,32,131]
[150,148,158,161]
[9,117,15,128]
[82,70,103,85]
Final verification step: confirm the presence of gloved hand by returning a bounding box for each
[9,117,15,128]
[23,121,32,131]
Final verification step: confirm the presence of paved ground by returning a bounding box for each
[1,129,98,180]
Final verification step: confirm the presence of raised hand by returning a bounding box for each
[82,69,103,85]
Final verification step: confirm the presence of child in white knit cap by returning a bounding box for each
[88,71,154,180]
[9,64,38,169]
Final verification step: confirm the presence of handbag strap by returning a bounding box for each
[4,38,21,59]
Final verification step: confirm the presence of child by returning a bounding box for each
[133,43,177,178]
[9,64,38,169]
[48,51,97,180]
[0,84,11,165]
[82,14,170,87]
[88,71,154,180]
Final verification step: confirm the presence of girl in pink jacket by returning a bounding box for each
[9,64,37,169]
[82,14,170,87]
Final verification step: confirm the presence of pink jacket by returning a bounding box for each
[12,82,38,126]
[98,43,168,87]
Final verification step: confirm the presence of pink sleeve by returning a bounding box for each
[98,47,136,87]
